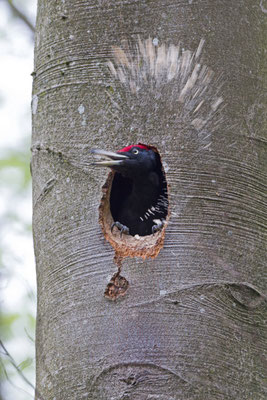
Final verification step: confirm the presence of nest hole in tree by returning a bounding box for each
[99,144,169,259]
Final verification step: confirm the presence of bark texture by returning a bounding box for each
[32,1,266,399]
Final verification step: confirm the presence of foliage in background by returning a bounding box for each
[0,1,36,399]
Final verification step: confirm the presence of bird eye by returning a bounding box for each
[132,148,139,154]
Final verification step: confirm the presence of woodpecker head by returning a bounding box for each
[91,144,157,178]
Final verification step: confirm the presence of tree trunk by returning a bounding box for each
[32,1,266,399]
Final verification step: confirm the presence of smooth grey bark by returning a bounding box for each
[32,1,266,399]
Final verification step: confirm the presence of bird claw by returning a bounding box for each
[111,221,129,237]
[152,219,165,235]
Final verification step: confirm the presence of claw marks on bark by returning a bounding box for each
[31,143,65,160]
[31,142,91,174]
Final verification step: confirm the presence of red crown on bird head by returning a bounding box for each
[118,144,150,153]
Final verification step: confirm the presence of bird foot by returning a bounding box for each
[111,221,129,237]
[152,219,165,235]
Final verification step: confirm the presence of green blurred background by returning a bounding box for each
[0,1,37,399]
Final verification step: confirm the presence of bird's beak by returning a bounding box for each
[91,149,129,167]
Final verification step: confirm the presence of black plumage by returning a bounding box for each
[92,145,168,236]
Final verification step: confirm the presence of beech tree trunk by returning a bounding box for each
[32,1,266,399]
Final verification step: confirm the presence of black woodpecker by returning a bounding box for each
[92,144,168,237]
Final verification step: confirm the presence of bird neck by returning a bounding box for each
[131,171,159,205]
